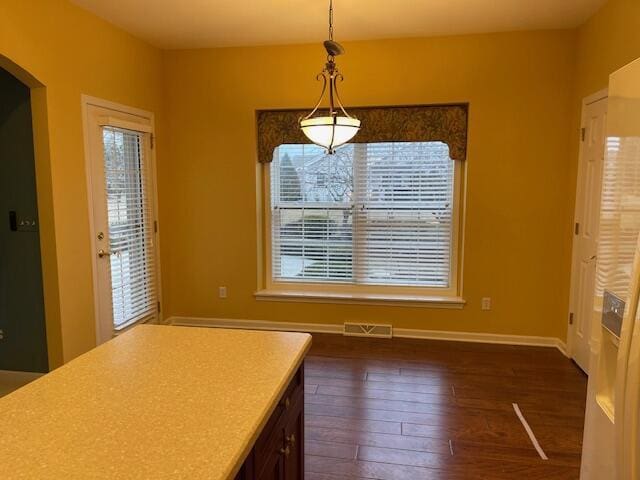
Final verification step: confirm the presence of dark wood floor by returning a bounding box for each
[303,334,587,480]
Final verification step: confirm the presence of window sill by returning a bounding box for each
[254,289,466,309]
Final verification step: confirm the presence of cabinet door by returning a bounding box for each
[256,451,284,480]
[283,397,303,480]
[283,365,304,480]
[255,422,286,480]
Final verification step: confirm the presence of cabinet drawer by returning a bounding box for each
[278,368,302,409]
[253,367,303,478]
[255,368,302,450]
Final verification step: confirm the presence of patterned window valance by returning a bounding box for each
[256,103,468,163]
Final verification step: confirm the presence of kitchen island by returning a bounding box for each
[0,325,311,479]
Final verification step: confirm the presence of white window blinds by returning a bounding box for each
[102,127,157,329]
[270,142,455,288]
[596,136,640,300]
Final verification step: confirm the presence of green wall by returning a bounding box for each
[0,68,48,373]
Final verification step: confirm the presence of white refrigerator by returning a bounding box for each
[581,57,640,480]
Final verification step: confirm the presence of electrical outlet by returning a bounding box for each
[481,297,491,311]
[218,286,227,299]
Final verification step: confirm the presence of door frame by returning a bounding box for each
[81,95,163,345]
[566,88,608,365]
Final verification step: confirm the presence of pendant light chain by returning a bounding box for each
[329,0,334,41]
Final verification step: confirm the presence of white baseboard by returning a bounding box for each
[168,316,568,355]
[395,327,568,354]
[556,339,569,356]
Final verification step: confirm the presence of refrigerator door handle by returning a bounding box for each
[623,324,640,480]
[615,237,640,480]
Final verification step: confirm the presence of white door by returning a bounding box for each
[85,102,160,344]
[569,94,608,373]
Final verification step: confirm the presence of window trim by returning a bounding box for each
[255,289,466,309]
[257,145,465,305]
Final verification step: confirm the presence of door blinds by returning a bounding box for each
[102,127,157,329]
[270,142,455,288]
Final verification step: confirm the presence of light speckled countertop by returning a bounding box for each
[0,325,311,479]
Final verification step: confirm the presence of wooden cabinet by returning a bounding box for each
[235,365,304,480]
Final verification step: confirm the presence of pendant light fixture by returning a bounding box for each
[300,0,360,154]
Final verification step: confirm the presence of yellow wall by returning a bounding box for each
[161,31,577,339]
[575,0,640,99]
[0,0,164,365]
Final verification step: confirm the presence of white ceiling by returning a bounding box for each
[70,0,607,50]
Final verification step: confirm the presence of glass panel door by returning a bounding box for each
[85,102,158,344]
[102,127,157,330]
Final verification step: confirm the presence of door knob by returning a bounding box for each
[98,249,113,258]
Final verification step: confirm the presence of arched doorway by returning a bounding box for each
[0,54,62,378]
[0,67,48,373]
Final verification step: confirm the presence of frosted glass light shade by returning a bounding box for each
[300,116,361,151]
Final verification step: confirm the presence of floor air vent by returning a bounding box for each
[343,322,393,338]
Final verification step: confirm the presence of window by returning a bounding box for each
[264,142,462,301]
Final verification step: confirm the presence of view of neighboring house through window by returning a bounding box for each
[269,142,459,292]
